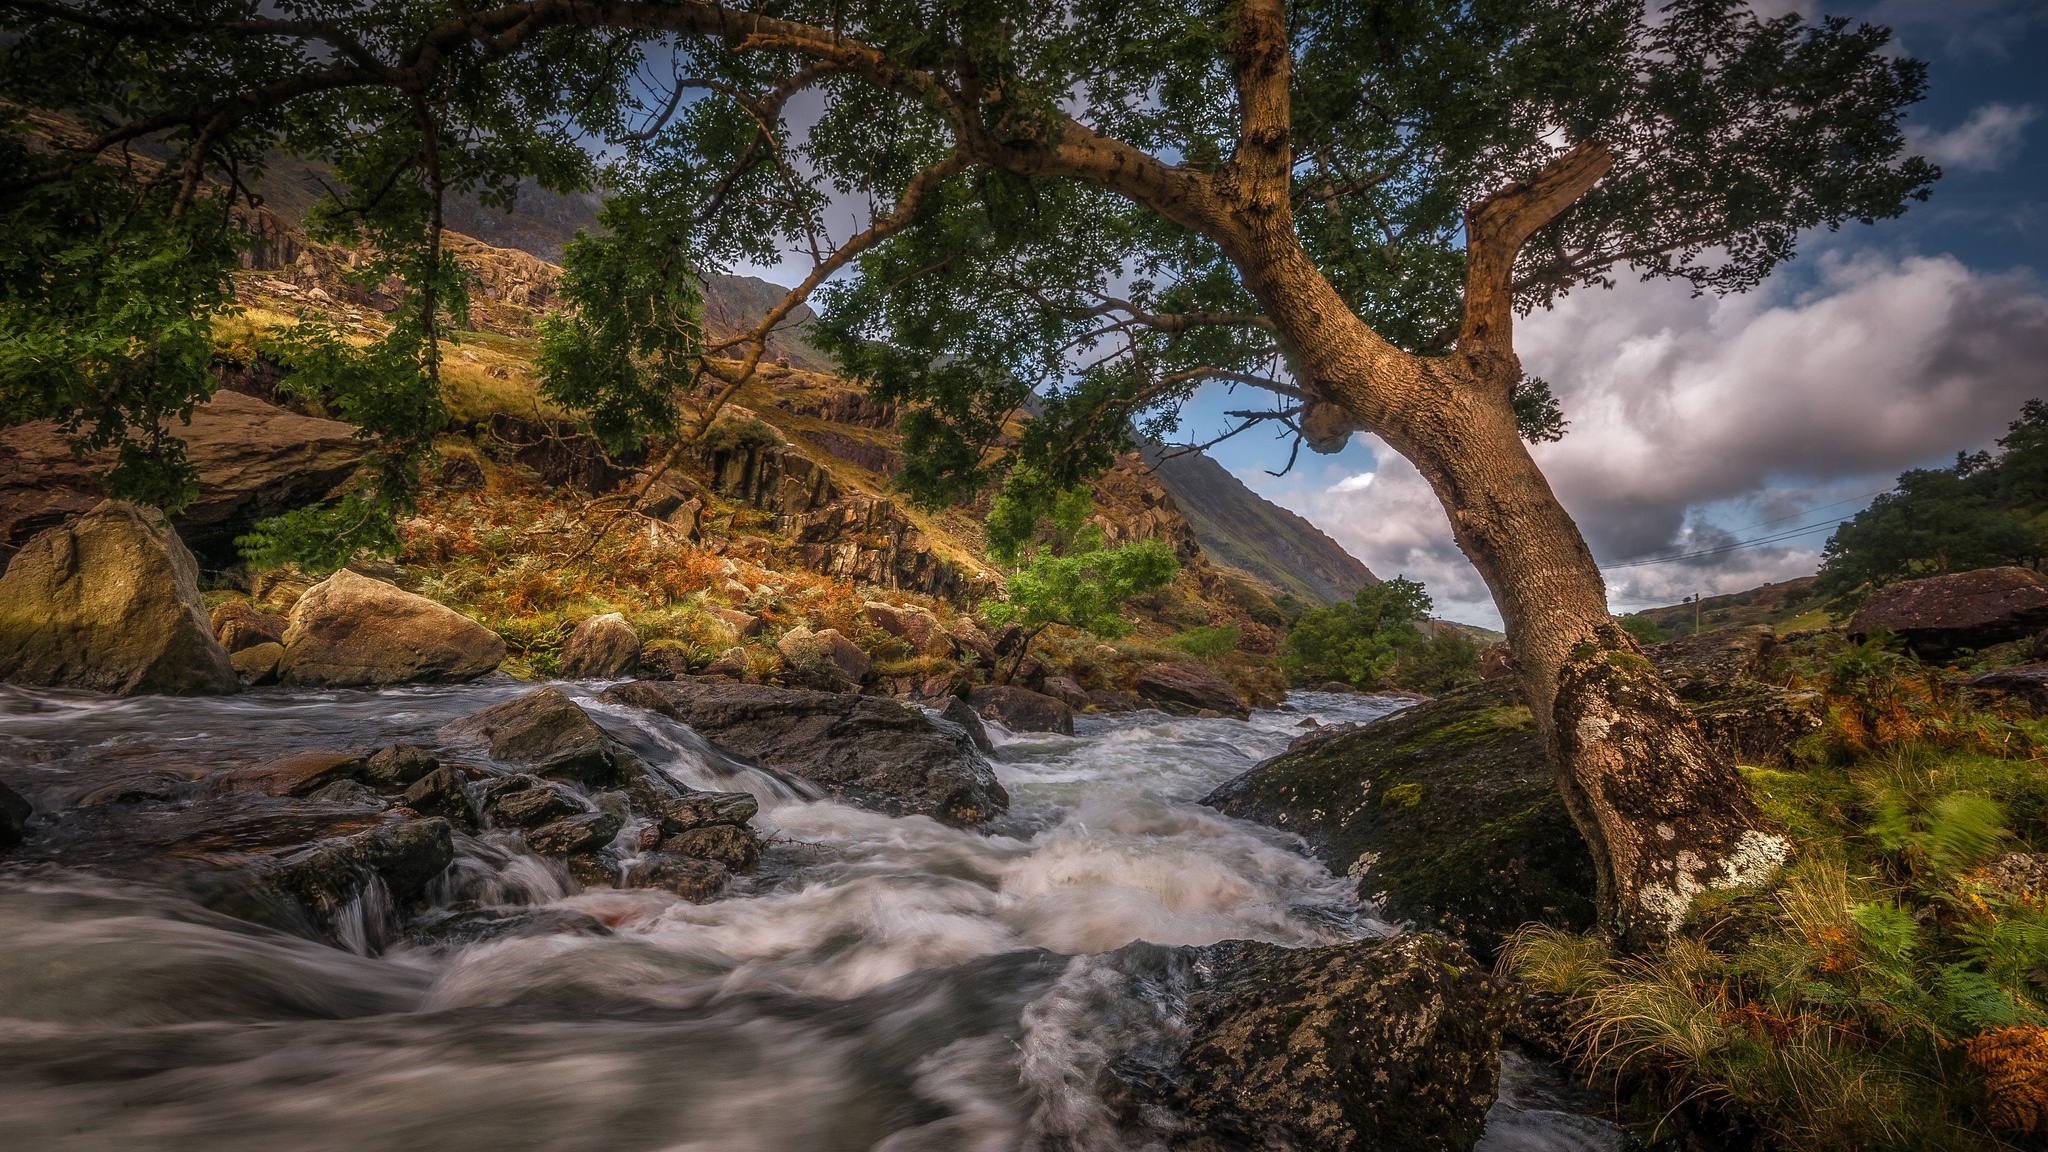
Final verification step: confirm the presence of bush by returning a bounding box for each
[1617,614,1665,644]
[1164,625,1242,662]
[1280,578,1476,692]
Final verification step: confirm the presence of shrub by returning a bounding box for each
[1164,625,1242,662]
[1280,578,1477,692]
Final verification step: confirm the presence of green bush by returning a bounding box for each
[1279,578,1476,692]
[1617,614,1665,644]
[1164,625,1242,662]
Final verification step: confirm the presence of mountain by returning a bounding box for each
[1140,444,1377,604]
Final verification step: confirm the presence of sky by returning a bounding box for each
[1181,0,2048,627]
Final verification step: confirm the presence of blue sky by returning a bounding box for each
[1175,0,2048,626]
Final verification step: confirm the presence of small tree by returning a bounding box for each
[984,535,1179,683]
[1283,577,1445,689]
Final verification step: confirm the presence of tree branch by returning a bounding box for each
[1457,139,1613,359]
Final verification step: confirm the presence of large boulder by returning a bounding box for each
[0,501,237,695]
[863,601,955,657]
[1108,933,1515,1152]
[279,569,505,686]
[0,390,367,566]
[436,686,620,785]
[234,817,456,940]
[559,611,640,678]
[967,684,1075,735]
[210,601,287,653]
[1644,626,1825,767]
[1849,566,2048,657]
[602,679,1007,826]
[775,625,870,691]
[1135,662,1249,719]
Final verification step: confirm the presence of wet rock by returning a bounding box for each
[279,569,506,686]
[307,779,388,808]
[864,601,955,657]
[776,625,870,691]
[78,774,184,806]
[639,853,731,902]
[526,811,622,856]
[1086,688,1143,712]
[662,823,762,872]
[1849,566,2048,658]
[230,641,285,686]
[411,906,613,947]
[1042,675,1091,710]
[603,680,1007,827]
[436,686,620,785]
[1135,662,1248,720]
[967,685,1074,735]
[1205,679,1590,960]
[210,601,287,653]
[620,756,760,835]
[261,817,455,928]
[566,853,622,889]
[1113,933,1515,1152]
[0,501,238,696]
[490,781,586,828]
[399,767,475,829]
[0,780,29,852]
[362,744,439,790]
[559,612,640,679]
[231,750,367,797]
[937,696,994,753]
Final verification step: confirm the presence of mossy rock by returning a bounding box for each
[1203,679,1595,958]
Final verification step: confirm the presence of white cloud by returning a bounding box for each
[1906,102,2042,172]
[1326,472,1376,493]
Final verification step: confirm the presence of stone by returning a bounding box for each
[775,625,870,691]
[1645,627,1825,767]
[603,679,1007,826]
[262,818,456,930]
[210,601,286,653]
[1135,662,1248,720]
[231,641,284,686]
[361,744,439,790]
[1849,566,2048,657]
[230,750,367,797]
[0,390,366,566]
[1085,688,1143,712]
[490,782,586,828]
[701,646,749,678]
[1963,663,2048,715]
[937,696,994,753]
[436,686,620,785]
[949,620,997,666]
[1108,934,1515,1152]
[707,607,762,639]
[662,823,762,872]
[399,766,475,829]
[967,684,1075,735]
[1474,642,1514,681]
[307,780,387,808]
[1042,675,1091,710]
[279,569,505,686]
[0,780,30,853]
[620,755,760,835]
[864,601,955,657]
[566,854,621,889]
[640,853,730,902]
[637,644,694,680]
[558,612,641,679]
[0,501,238,695]
[526,811,622,855]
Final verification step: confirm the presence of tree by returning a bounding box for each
[0,0,1935,942]
[1282,576,1433,688]
[983,534,1180,682]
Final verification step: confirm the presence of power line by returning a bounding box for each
[1596,488,1887,571]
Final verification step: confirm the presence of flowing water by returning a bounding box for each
[0,682,1620,1151]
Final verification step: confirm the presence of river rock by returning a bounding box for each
[436,686,621,785]
[936,696,994,752]
[231,750,367,797]
[619,755,762,835]
[362,744,439,790]
[662,824,762,872]
[0,781,30,852]
[279,569,506,686]
[0,501,238,696]
[1086,688,1143,712]
[259,817,456,931]
[1042,675,1091,710]
[490,781,586,828]
[775,625,870,691]
[1110,933,1515,1152]
[210,601,287,653]
[864,601,955,657]
[602,680,1008,826]
[967,685,1074,735]
[399,766,476,829]
[526,811,622,855]
[1849,566,2048,657]
[1135,662,1248,719]
[559,612,640,679]
[640,853,730,902]
[230,641,285,686]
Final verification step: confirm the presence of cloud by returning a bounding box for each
[1241,251,2048,627]
[1326,473,1375,493]
[1907,102,2042,172]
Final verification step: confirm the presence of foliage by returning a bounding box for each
[1280,578,1477,692]
[1512,375,1570,443]
[1617,615,1665,644]
[1817,399,2048,608]
[983,470,1098,566]
[1164,625,1243,662]
[983,534,1180,651]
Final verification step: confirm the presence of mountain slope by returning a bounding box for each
[1140,445,1377,604]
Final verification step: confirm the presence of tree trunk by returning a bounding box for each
[1224,225,1788,946]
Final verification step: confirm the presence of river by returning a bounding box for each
[0,682,1618,1151]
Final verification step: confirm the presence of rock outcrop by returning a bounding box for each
[967,684,1074,735]
[0,390,366,566]
[435,686,621,785]
[863,601,955,657]
[1106,933,1515,1152]
[279,569,505,686]
[602,679,1008,826]
[775,625,870,692]
[0,501,237,696]
[559,612,641,679]
[1849,566,2048,657]
[1135,662,1249,720]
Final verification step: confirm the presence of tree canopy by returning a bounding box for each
[0,0,1933,535]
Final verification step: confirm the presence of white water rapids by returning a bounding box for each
[0,682,1619,1151]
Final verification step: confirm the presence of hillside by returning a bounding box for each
[1141,444,1377,604]
[1626,576,1831,638]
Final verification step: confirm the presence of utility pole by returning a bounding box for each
[1692,593,1703,637]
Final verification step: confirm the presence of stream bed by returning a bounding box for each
[0,682,1619,1151]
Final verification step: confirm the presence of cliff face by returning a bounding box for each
[1140,445,1377,604]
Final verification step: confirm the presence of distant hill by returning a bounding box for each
[1627,576,1830,638]
[1141,444,1377,604]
